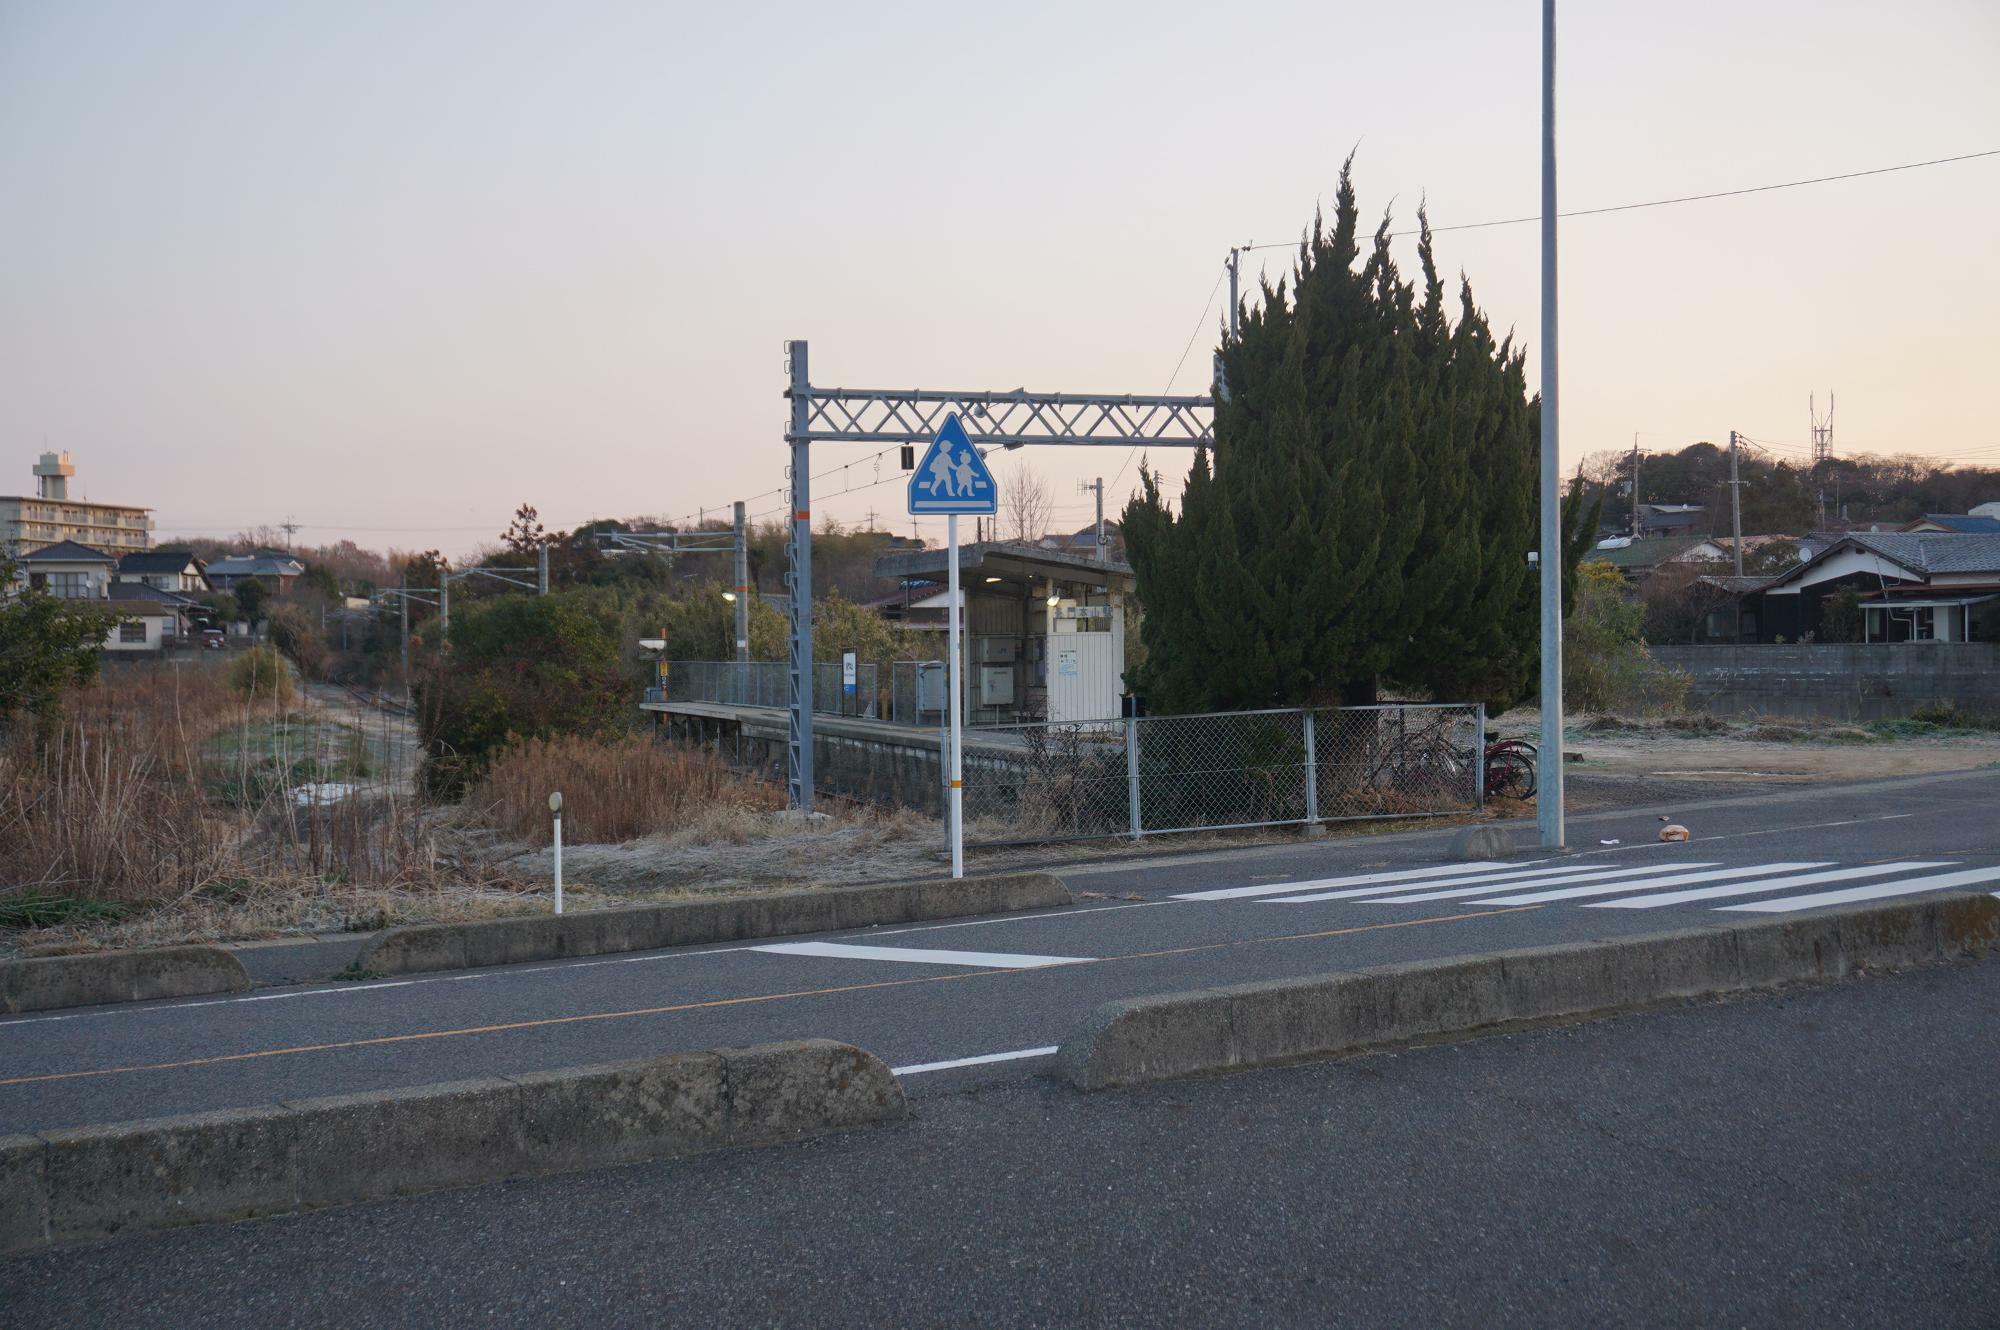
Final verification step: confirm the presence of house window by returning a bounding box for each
[43,571,95,599]
[118,620,147,644]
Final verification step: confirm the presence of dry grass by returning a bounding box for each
[0,659,509,933]
[469,734,785,846]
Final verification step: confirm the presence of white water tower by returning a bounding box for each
[33,451,73,501]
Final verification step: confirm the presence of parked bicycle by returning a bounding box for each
[1481,737,1538,801]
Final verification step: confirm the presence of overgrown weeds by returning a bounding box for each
[0,658,503,928]
[469,734,784,845]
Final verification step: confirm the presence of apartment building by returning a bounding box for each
[0,452,153,556]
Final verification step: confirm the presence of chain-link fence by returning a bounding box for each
[657,661,879,718]
[958,703,1482,845]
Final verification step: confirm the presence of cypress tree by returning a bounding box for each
[1124,160,1598,715]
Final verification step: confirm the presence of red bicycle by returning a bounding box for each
[1483,737,1538,800]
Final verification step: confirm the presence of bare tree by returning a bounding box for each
[1003,465,1055,544]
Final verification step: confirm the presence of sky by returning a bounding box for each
[2,0,1997,559]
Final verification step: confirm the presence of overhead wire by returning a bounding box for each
[1237,148,1999,249]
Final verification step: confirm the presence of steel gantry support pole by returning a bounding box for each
[786,342,815,811]
[1536,0,1565,850]
[537,544,549,595]
[733,500,750,664]
[399,578,409,690]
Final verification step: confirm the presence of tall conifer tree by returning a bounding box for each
[1124,160,1595,713]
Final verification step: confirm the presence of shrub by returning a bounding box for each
[227,645,295,704]
[414,591,633,798]
[469,734,782,845]
[1565,562,1691,715]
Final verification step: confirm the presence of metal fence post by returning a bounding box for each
[1303,708,1320,824]
[1475,703,1487,811]
[1125,714,1142,840]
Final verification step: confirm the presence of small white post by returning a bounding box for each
[947,514,964,879]
[549,790,565,914]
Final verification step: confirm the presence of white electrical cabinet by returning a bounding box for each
[1047,632,1122,723]
[978,666,1015,706]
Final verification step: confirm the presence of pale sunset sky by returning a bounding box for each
[2,1,1996,557]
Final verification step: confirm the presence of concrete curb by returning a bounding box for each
[1058,892,2000,1091]
[0,946,252,1015]
[356,872,1072,976]
[1,1039,905,1255]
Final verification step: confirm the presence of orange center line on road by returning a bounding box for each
[0,905,1540,1090]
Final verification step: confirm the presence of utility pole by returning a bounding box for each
[1630,433,1643,537]
[1081,477,1106,562]
[784,341,814,812]
[1728,430,1745,578]
[438,568,449,641]
[1536,0,1564,850]
[537,544,549,595]
[732,500,750,664]
[1215,248,1243,403]
[1729,429,1746,643]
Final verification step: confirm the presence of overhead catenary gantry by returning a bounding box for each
[781,340,1215,811]
[599,507,752,664]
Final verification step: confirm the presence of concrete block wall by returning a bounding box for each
[1649,643,2000,721]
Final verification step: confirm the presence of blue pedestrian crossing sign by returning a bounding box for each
[907,413,998,516]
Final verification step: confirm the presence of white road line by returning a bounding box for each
[1363,863,1728,904]
[1719,866,2000,913]
[1588,861,1958,909]
[1475,863,1831,905]
[1173,860,1569,902]
[1256,863,1612,904]
[892,1046,1060,1076]
[749,942,1093,969]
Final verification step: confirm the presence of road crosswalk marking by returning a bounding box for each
[1471,862,1834,905]
[1232,860,1608,904]
[1358,863,1734,904]
[1233,856,2000,916]
[1168,860,1576,904]
[1717,866,2000,913]
[1586,862,1958,909]
[751,941,1093,969]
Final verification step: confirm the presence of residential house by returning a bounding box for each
[207,551,305,594]
[1585,535,1729,581]
[106,583,201,652]
[0,453,153,556]
[1635,503,1706,539]
[1900,510,2000,535]
[116,549,211,595]
[1037,521,1122,559]
[1720,532,2000,643]
[12,540,117,599]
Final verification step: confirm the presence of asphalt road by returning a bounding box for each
[4,768,1999,1135]
[6,954,1995,1327]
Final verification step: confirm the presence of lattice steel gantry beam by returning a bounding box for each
[796,387,1214,449]
[780,339,1214,812]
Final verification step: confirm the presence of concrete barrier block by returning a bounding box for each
[0,946,251,1015]
[1059,989,1242,1091]
[1933,893,2000,955]
[1447,825,1520,862]
[0,1135,48,1256]
[720,1040,907,1141]
[1060,894,2000,1093]
[511,1052,727,1171]
[285,1077,527,1207]
[42,1104,300,1244]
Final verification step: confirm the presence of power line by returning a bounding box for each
[1108,265,1229,498]
[1239,148,1999,250]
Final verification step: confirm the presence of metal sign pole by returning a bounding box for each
[947,514,964,878]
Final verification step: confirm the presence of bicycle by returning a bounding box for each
[1482,737,1538,800]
